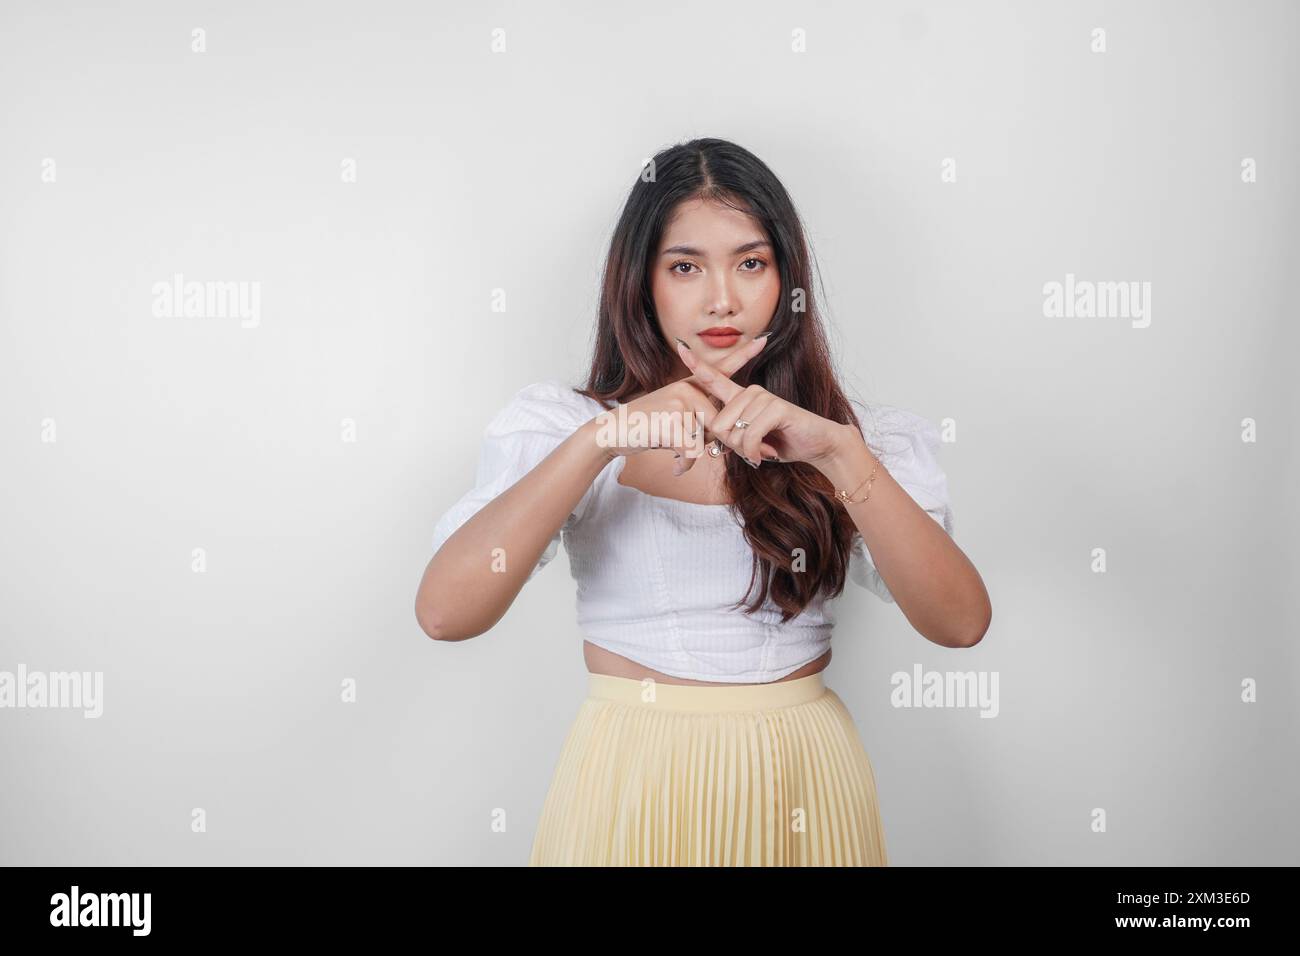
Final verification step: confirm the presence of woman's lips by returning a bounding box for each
[698,330,742,348]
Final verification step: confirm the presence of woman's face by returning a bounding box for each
[651,197,780,379]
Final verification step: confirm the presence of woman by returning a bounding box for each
[416,138,991,866]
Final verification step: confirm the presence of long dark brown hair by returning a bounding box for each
[578,137,865,622]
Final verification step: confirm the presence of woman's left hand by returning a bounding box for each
[675,339,856,469]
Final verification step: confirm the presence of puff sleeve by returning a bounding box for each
[846,401,955,603]
[430,380,598,582]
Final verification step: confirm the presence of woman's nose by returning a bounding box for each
[706,272,737,317]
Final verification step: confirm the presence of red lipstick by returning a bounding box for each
[698,326,742,348]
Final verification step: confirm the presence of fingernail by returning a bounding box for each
[744,456,760,469]
[674,337,691,351]
[755,331,771,341]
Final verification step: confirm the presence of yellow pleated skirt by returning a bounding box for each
[528,670,889,866]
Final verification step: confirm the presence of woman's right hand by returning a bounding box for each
[590,334,777,475]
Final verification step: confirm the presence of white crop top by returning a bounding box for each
[431,380,955,683]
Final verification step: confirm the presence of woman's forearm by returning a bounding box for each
[815,424,991,648]
[416,418,614,641]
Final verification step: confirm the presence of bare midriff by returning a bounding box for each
[584,641,831,686]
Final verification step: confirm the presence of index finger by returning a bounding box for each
[713,332,770,377]
[674,332,768,398]
[675,339,744,405]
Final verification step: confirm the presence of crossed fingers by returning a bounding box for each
[672,335,781,467]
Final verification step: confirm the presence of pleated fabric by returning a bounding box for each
[528,671,889,866]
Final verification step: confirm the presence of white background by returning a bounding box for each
[1,0,1296,864]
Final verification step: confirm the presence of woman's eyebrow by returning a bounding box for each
[659,239,771,257]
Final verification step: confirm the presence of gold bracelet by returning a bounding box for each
[834,460,879,505]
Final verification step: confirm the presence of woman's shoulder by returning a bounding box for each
[846,395,953,535]
[487,379,611,435]
[847,397,942,455]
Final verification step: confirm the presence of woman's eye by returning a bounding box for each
[671,259,765,275]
